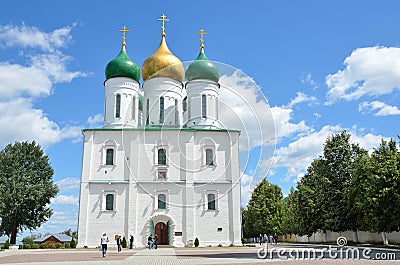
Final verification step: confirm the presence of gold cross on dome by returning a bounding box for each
[118,26,131,43]
[197,29,207,47]
[158,14,169,36]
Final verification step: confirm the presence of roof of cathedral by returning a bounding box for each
[105,45,140,82]
[142,34,184,82]
[185,46,219,83]
[142,14,184,82]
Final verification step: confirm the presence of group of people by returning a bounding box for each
[100,233,135,257]
[258,233,278,245]
[147,233,159,249]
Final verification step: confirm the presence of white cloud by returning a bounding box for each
[326,46,400,104]
[87,114,104,128]
[56,178,80,192]
[0,23,75,52]
[0,98,60,147]
[240,173,255,208]
[359,101,400,116]
[51,195,79,206]
[287,91,317,108]
[0,23,86,148]
[301,73,317,88]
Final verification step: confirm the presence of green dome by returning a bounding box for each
[185,49,219,83]
[105,48,140,82]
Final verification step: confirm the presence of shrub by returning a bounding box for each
[56,243,62,249]
[194,238,199,247]
[241,237,247,244]
[122,236,127,248]
[40,243,48,249]
[3,239,10,249]
[64,242,70,248]
[48,243,56,249]
[229,243,234,247]
[218,244,223,247]
[70,239,76,248]
[23,244,31,249]
[31,243,39,249]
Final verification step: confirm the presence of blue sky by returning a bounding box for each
[1,0,400,239]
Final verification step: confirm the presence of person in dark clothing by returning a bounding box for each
[148,235,153,249]
[116,236,122,252]
[129,235,134,249]
[154,234,159,249]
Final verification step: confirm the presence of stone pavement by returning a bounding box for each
[0,245,399,265]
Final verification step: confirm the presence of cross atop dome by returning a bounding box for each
[158,14,169,36]
[118,25,131,50]
[197,29,207,49]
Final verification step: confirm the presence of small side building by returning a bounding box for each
[34,234,72,247]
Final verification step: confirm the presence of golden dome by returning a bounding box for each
[142,35,184,82]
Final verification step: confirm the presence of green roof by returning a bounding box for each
[83,126,240,133]
[185,49,219,82]
[105,48,140,82]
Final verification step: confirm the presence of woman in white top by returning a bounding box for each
[100,233,109,257]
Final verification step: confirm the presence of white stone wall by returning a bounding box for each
[77,129,242,248]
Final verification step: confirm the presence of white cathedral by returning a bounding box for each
[77,17,242,248]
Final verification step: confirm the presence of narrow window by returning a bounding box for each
[115,94,121,118]
[207,193,216,210]
[158,148,166,165]
[132,96,136,120]
[206,149,214,165]
[159,96,164,123]
[175,99,179,125]
[105,194,114,210]
[106,149,114,165]
[158,194,166,209]
[202,94,207,118]
[146,99,150,125]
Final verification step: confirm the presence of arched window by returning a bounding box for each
[159,96,164,123]
[106,149,114,165]
[175,99,179,125]
[132,95,136,120]
[105,194,114,211]
[115,94,121,118]
[158,149,166,165]
[158,194,166,209]
[206,149,214,165]
[146,98,150,125]
[202,94,207,118]
[207,193,216,210]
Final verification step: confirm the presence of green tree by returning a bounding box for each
[355,139,400,244]
[0,141,58,245]
[243,179,283,237]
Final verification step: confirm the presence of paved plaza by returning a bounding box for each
[0,244,399,265]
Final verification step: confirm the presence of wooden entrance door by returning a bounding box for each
[155,222,168,245]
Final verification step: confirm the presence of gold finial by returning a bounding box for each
[158,14,169,36]
[118,26,131,49]
[197,29,207,49]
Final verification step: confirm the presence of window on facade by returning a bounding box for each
[115,94,121,118]
[175,99,179,125]
[159,96,164,123]
[202,94,207,118]
[206,149,214,165]
[132,96,136,120]
[146,99,150,125]
[158,171,167,179]
[106,149,114,165]
[158,194,166,209]
[105,194,114,210]
[207,193,216,210]
[158,149,166,165]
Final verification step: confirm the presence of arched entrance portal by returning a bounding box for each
[155,222,168,245]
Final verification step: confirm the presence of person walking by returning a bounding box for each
[129,235,134,249]
[100,233,109,257]
[116,235,122,252]
[259,234,263,245]
[154,234,159,249]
